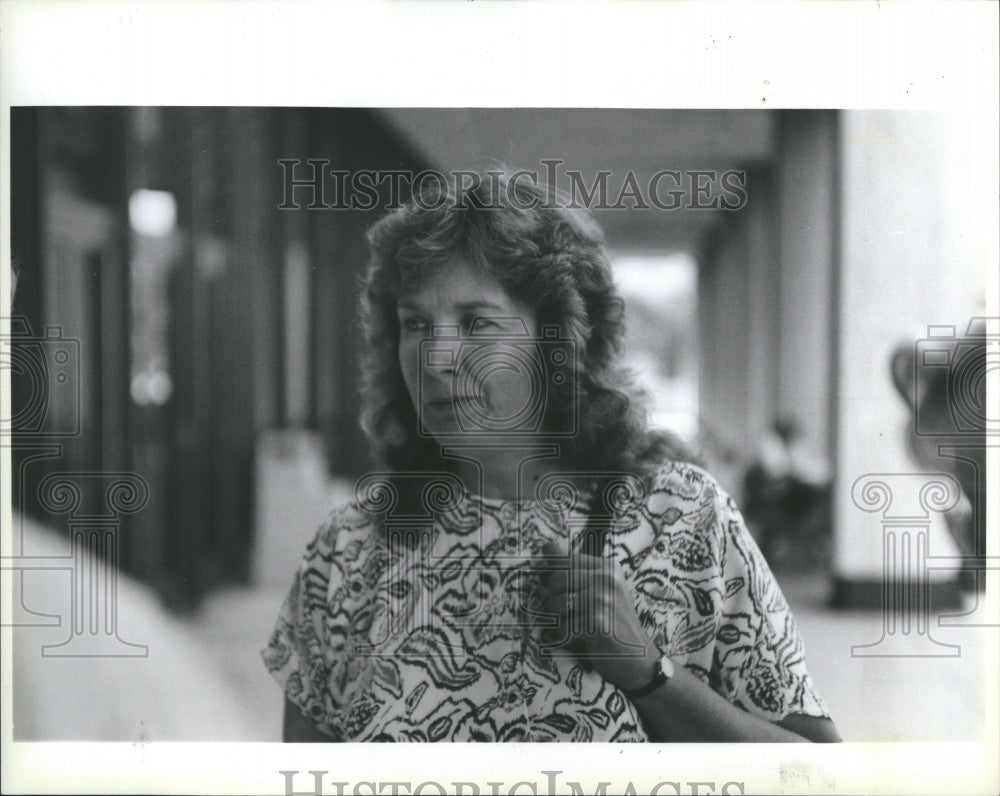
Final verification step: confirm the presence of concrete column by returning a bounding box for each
[743,168,781,460]
[697,167,777,497]
[775,111,839,460]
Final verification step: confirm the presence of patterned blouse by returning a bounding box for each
[262,461,830,741]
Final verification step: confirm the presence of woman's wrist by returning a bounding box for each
[622,652,675,699]
[611,644,666,693]
[627,663,812,742]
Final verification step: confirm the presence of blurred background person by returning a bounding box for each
[742,414,831,571]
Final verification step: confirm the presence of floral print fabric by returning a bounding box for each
[262,461,830,741]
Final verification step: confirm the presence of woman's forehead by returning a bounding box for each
[395,258,520,310]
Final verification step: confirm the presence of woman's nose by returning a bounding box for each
[421,328,462,376]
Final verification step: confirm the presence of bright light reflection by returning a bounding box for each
[129,189,177,237]
[612,252,699,439]
[612,252,697,300]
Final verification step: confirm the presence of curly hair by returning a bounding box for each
[358,168,693,502]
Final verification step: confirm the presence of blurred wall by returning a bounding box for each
[10,108,428,607]
[832,111,992,592]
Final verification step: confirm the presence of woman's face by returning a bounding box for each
[396,260,540,442]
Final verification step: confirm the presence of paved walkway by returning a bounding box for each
[775,573,993,742]
[9,517,283,741]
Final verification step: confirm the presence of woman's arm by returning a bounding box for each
[536,542,842,743]
[630,661,841,742]
[776,712,841,742]
[283,697,339,742]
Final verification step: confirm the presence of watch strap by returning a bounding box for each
[623,654,673,699]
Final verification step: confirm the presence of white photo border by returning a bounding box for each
[2,2,998,795]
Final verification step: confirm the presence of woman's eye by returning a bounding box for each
[463,316,498,334]
[401,317,428,333]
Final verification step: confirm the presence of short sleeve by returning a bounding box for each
[626,462,830,724]
[708,480,831,721]
[260,504,382,738]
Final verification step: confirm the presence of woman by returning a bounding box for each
[262,169,840,742]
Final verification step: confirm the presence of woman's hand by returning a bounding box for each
[533,539,660,693]
[531,539,841,742]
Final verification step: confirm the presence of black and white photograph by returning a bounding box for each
[2,2,998,795]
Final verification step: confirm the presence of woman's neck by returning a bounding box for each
[441,444,563,502]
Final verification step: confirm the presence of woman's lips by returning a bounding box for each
[425,396,476,411]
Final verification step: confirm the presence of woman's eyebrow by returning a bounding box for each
[452,301,506,313]
[396,299,508,313]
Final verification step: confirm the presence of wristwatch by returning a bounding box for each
[623,653,675,699]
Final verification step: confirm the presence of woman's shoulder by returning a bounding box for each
[642,459,733,512]
[624,459,744,561]
[301,498,382,566]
